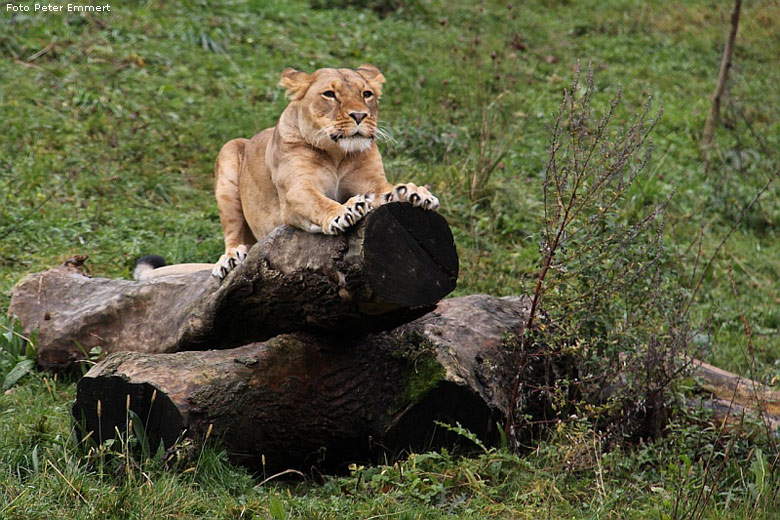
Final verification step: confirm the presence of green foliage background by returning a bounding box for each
[1,0,779,518]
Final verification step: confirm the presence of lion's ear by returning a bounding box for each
[280,68,312,100]
[356,63,385,98]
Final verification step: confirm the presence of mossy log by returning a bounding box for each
[72,295,540,473]
[66,294,780,474]
[8,203,458,368]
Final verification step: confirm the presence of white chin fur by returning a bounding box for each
[338,136,373,154]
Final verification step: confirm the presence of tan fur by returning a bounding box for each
[139,65,439,281]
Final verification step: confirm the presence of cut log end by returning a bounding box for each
[72,373,184,452]
[364,204,458,308]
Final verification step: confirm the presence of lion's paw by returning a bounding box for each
[384,183,439,210]
[323,194,375,235]
[212,244,248,279]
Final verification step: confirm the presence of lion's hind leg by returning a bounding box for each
[213,244,249,279]
[214,138,254,279]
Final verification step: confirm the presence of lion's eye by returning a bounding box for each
[322,90,337,99]
[363,90,373,99]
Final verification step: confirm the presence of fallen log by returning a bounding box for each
[690,360,780,430]
[68,290,780,474]
[72,295,542,473]
[8,203,458,368]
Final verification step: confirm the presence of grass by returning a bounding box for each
[1,0,779,517]
[3,369,780,519]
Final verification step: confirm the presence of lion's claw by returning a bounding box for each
[385,183,439,210]
[212,244,248,279]
[323,193,376,235]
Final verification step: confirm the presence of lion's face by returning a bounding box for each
[280,65,386,154]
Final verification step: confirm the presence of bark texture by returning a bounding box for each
[8,203,458,368]
[68,293,780,474]
[72,295,533,473]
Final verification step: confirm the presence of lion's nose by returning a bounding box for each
[349,112,368,125]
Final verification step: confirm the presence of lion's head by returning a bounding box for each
[280,64,386,154]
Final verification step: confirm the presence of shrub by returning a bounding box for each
[506,65,697,447]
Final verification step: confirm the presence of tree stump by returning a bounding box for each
[72,295,536,473]
[8,203,458,368]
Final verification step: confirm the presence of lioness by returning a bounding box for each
[135,64,439,281]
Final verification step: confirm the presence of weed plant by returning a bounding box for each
[504,65,690,447]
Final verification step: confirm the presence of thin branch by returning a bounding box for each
[683,172,778,316]
[702,0,742,152]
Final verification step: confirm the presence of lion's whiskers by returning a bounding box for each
[374,125,395,145]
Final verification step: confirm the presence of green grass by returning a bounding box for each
[3,367,780,519]
[2,0,779,517]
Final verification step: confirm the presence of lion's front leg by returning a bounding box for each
[383,182,440,210]
[283,180,371,235]
[325,193,374,234]
[336,150,439,213]
[340,169,439,211]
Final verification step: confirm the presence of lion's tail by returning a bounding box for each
[133,255,214,281]
[133,254,167,281]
